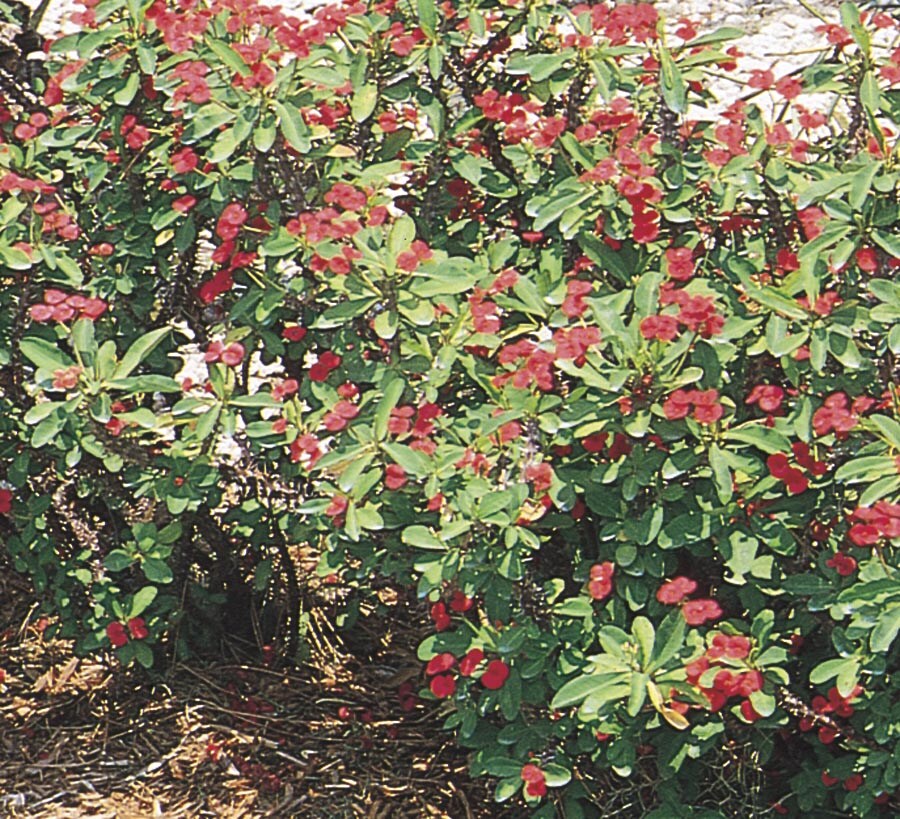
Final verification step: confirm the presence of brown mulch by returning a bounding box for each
[0,552,526,818]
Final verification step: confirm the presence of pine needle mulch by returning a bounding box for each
[0,556,524,819]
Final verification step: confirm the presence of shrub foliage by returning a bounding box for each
[2,0,900,814]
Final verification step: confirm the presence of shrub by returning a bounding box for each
[2,0,900,814]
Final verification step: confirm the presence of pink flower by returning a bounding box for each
[682,599,723,626]
[657,576,697,605]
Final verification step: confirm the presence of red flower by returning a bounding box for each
[309,351,342,382]
[588,561,615,600]
[640,314,680,342]
[325,495,348,519]
[521,763,547,798]
[0,488,11,515]
[425,653,456,675]
[216,202,248,240]
[127,617,149,640]
[740,699,763,722]
[524,462,554,494]
[774,75,803,100]
[682,598,722,625]
[856,247,879,272]
[459,648,485,677]
[172,194,197,213]
[385,464,407,490]
[843,774,864,792]
[429,674,456,699]
[430,601,451,631]
[170,146,199,174]
[480,659,510,690]
[665,246,695,281]
[581,432,609,453]
[657,576,697,605]
[662,389,692,420]
[449,590,473,612]
[282,325,307,342]
[748,69,774,89]
[746,384,784,414]
[825,551,857,577]
[106,621,128,648]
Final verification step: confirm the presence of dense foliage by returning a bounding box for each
[3,0,900,814]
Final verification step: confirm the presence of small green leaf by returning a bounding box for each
[274,101,311,154]
[350,83,378,123]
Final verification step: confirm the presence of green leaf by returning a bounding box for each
[382,442,431,475]
[274,100,311,154]
[554,597,593,617]
[207,39,251,76]
[708,444,733,504]
[374,378,405,439]
[686,27,743,47]
[871,605,900,652]
[20,337,75,372]
[632,616,655,668]
[350,83,378,123]
[551,671,628,710]
[113,71,140,105]
[142,558,173,584]
[834,456,897,484]
[626,672,649,716]
[104,550,134,571]
[402,524,445,550]
[542,763,571,788]
[130,586,158,617]
[658,45,686,113]
[416,0,437,37]
[647,611,686,673]
[113,326,171,379]
[809,657,857,686]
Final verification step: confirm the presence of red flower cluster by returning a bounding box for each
[396,240,433,273]
[767,442,826,495]
[106,617,149,648]
[656,576,696,605]
[216,203,248,241]
[682,599,723,626]
[587,562,614,600]
[322,400,359,432]
[561,279,593,318]
[30,289,107,323]
[424,645,509,698]
[848,502,900,547]
[309,351,342,382]
[662,389,723,424]
[745,384,785,414]
[172,60,211,104]
[571,2,658,46]
[799,685,863,744]
[289,433,324,469]
[657,577,721,625]
[664,246,695,281]
[120,114,150,151]
[685,650,762,713]
[812,392,866,437]
[205,341,246,367]
[52,366,82,391]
